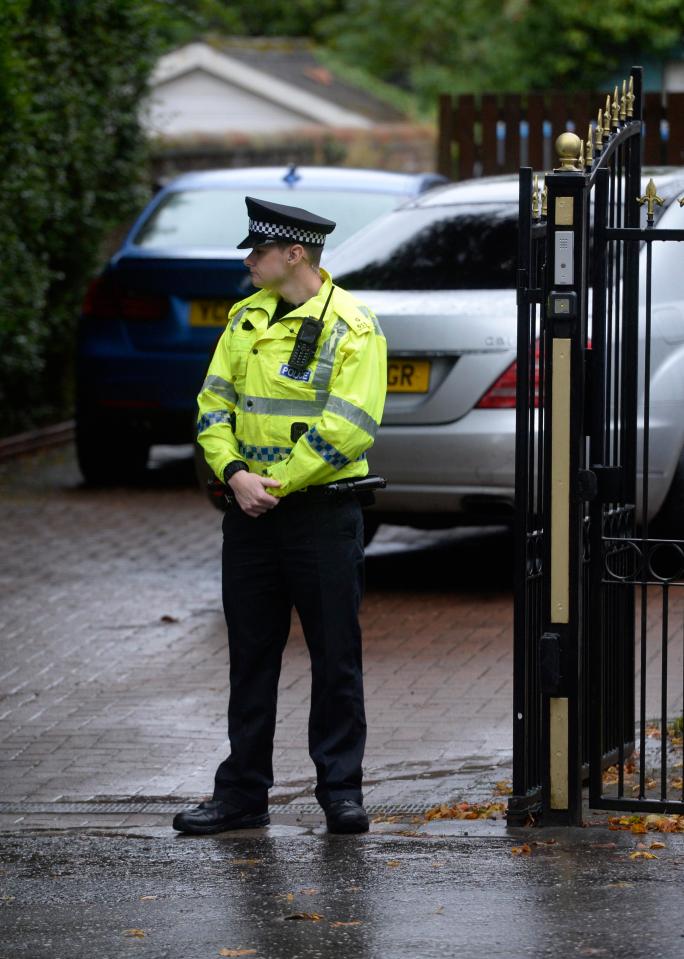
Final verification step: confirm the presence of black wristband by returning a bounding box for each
[223,461,249,484]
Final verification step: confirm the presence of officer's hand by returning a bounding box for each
[228,471,281,517]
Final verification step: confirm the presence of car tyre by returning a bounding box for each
[76,419,149,486]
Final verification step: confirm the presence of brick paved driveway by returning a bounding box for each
[0,445,513,821]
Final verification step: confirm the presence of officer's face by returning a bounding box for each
[244,243,290,290]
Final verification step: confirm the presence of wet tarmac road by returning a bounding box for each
[2,828,684,959]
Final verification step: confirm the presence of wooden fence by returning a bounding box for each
[437,91,684,179]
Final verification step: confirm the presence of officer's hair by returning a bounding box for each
[278,240,322,268]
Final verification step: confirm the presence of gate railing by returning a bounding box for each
[510,66,684,825]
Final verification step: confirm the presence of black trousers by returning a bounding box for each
[213,491,366,810]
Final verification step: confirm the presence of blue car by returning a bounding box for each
[76,165,446,483]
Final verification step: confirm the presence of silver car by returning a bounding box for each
[325,171,684,543]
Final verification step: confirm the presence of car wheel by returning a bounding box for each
[76,420,149,485]
[651,450,684,541]
[363,514,381,548]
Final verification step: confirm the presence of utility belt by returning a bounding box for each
[207,474,386,513]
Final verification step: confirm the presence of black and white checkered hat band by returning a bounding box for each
[249,219,327,245]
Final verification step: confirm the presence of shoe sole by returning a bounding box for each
[326,820,370,835]
[173,813,270,835]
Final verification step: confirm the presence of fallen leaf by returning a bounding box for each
[232,859,261,866]
[330,920,362,927]
[511,844,533,856]
[386,860,402,867]
[300,888,319,895]
[218,950,257,957]
[140,896,157,901]
[494,780,513,796]
[434,905,444,915]
[160,615,179,623]
[629,850,657,860]
[605,881,633,888]
[425,801,506,821]
[671,778,683,790]
[650,841,666,849]
[284,913,323,922]
[124,929,145,938]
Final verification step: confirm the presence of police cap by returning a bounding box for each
[237,196,336,250]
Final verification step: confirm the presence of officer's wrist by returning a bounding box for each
[223,461,249,485]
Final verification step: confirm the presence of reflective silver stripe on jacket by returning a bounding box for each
[358,304,383,335]
[324,395,378,439]
[312,319,347,391]
[230,307,248,331]
[201,375,237,405]
[237,440,292,463]
[238,395,327,417]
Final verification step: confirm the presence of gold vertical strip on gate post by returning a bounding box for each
[550,697,569,808]
[550,338,571,624]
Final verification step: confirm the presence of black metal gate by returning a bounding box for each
[510,67,684,825]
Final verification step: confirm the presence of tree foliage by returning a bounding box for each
[0,0,160,434]
[318,0,684,105]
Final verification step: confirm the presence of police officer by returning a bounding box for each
[173,197,387,835]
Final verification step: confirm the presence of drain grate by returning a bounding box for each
[0,799,435,817]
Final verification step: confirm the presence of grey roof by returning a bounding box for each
[212,38,407,124]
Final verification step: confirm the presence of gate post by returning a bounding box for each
[539,133,589,824]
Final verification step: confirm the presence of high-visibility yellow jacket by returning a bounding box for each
[196,269,387,497]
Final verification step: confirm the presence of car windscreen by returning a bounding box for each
[132,189,405,251]
[328,203,519,289]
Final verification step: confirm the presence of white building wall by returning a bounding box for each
[145,69,317,136]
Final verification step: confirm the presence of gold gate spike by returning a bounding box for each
[603,95,612,137]
[619,80,627,122]
[626,76,635,118]
[585,124,594,165]
[611,85,620,128]
[532,174,540,219]
[637,179,664,223]
[542,182,548,218]
[595,108,604,151]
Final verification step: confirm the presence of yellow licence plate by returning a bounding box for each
[387,359,431,393]
[190,300,234,327]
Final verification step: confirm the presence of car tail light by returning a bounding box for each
[81,275,168,321]
[476,340,540,409]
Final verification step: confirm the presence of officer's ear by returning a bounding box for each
[286,244,305,264]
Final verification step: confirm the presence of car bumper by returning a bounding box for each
[368,408,516,522]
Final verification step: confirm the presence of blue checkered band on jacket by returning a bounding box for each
[305,427,350,470]
[249,218,326,245]
[238,440,292,463]
[197,410,232,434]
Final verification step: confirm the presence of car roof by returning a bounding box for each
[163,166,445,195]
[412,167,684,208]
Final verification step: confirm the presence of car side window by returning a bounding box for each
[332,205,518,290]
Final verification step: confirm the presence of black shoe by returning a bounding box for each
[172,800,269,835]
[325,799,369,834]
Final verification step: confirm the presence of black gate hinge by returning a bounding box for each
[540,632,563,695]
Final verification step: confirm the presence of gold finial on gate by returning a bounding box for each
[626,76,635,118]
[532,174,540,219]
[637,179,664,223]
[554,132,583,171]
[603,95,612,137]
[595,108,604,151]
[578,139,585,169]
[611,85,620,128]
[619,79,627,122]
[585,124,594,165]
[542,182,548,218]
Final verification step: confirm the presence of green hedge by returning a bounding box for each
[0,0,160,436]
